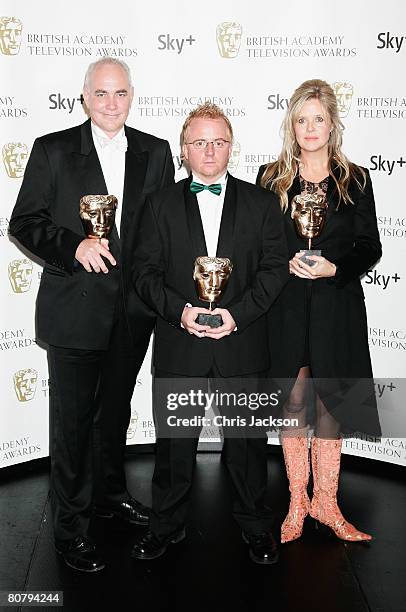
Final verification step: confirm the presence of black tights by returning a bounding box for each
[283,366,340,440]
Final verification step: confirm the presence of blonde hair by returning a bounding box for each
[180,102,233,146]
[260,79,365,211]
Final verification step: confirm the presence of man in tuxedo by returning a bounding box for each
[131,103,288,564]
[9,57,174,572]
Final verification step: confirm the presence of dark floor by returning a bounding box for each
[0,449,405,612]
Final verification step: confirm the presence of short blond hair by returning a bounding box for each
[181,102,233,146]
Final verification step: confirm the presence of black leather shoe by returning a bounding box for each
[55,536,105,572]
[95,497,150,525]
[131,528,186,560]
[242,531,279,565]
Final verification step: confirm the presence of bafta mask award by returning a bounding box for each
[79,195,117,240]
[291,194,327,266]
[193,256,233,328]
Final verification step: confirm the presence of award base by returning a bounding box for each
[196,313,223,328]
[300,249,321,267]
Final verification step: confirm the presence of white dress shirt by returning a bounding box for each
[193,172,228,257]
[91,122,127,237]
[182,172,234,329]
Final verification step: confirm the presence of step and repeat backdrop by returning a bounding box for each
[1,0,405,467]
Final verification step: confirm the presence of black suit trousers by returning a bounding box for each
[48,296,149,542]
[150,368,272,539]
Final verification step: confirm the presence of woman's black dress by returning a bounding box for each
[256,165,382,436]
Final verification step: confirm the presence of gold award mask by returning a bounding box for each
[79,195,117,239]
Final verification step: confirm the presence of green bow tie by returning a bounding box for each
[190,181,222,196]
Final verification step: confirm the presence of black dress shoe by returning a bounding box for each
[55,536,105,572]
[131,528,186,560]
[95,497,150,525]
[242,531,279,565]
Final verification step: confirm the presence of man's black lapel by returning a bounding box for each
[73,119,108,195]
[120,127,149,243]
[183,175,208,258]
[216,174,236,259]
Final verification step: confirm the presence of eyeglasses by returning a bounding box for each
[185,139,231,150]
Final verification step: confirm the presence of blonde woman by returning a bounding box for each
[257,79,381,544]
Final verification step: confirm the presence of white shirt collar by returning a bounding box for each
[91,122,126,146]
[192,172,228,186]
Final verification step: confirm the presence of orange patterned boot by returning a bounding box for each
[280,431,310,543]
[309,437,372,542]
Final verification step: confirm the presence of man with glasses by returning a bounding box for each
[131,103,288,564]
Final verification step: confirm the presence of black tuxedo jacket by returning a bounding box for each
[9,119,174,350]
[133,175,289,376]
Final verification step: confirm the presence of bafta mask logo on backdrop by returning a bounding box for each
[2,143,28,178]
[216,22,242,58]
[126,410,139,440]
[8,259,33,293]
[332,82,354,118]
[0,17,23,55]
[227,141,241,173]
[13,368,38,402]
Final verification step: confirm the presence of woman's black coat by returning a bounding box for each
[256,164,382,435]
